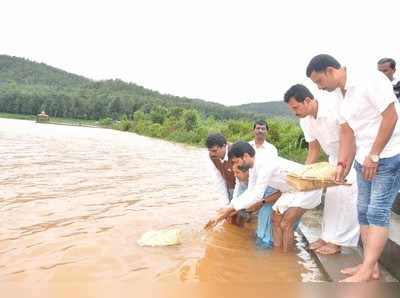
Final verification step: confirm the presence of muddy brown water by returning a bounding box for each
[0,118,325,288]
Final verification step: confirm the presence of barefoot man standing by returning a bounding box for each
[284,84,359,255]
[306,54,400,282]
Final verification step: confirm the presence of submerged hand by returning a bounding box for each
[204,218,217,230]
[204,207,236,230]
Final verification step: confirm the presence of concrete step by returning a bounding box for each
[299,209,398,282]
[381,212,400,280]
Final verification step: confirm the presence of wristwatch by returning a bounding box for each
[369,154,380,163]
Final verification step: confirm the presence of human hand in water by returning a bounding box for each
[204,207,236,230]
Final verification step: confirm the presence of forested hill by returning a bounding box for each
[236,101,293,118]
[0,55,292,120]
[0,55,89,87]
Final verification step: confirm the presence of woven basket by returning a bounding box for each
[287,174,348,192]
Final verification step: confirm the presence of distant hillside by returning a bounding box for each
[0,55,291,120]
[0,55,90,87]
[236,101,294,119]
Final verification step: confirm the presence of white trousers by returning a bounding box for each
[320,158,360,247]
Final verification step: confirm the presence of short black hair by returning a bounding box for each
[284,84,315,103]
[253,120,269,130]
[306,54,341,77]
[206,133,227,148]
[228,141,255,160]
[378,58,396,69]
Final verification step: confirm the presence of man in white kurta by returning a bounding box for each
[284,84,359,254]
[205,141,322,252]
[229,152,321,213]
[248,119,280,201]
[249,119,278,157]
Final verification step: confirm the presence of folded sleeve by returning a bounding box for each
[299,118,315,143]
[367,72,398,114]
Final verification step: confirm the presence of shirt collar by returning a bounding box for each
[315,99,329,119]
[223,146,229,161]
[250,140,266,148]
[344,66,357,90]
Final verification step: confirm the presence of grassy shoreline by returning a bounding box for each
[0,112,99,126]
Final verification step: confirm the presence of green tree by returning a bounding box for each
[150,105,168,124]
[182,109,200,131]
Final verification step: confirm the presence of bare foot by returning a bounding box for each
[341,263,380,280]
[340,267,376,282]
[309,239,326,250]
[341,264,361,275]
[273,242,282,248]
[316,243,341,255]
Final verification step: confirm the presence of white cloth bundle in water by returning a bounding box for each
[137,228,181,247]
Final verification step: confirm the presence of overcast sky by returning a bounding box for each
[1,0,399,105]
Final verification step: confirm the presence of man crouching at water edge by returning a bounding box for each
[205,141,323,252]
[206,133,236,205]
[231,163,282,247]
[206,133,250,226]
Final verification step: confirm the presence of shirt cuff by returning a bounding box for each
[232,199,245,211]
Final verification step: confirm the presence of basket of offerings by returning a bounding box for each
[287,162,350,191]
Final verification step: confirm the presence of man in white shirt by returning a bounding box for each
[206,133,252,227]
[205,141,322,252]
[307,54,400,282]
[284,84,359,255]
[377,58,400,101]
[249,120,278,157]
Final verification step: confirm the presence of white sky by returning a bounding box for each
[1,0,399,105]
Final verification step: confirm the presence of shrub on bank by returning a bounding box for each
[107,106,310,163]
[99,117,113,127]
